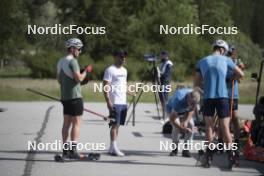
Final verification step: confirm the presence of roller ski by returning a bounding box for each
[196,149,213,168]
[54,152,100,162]
[227,150,239,170]
[54,144,100,162]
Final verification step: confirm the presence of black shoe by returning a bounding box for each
[169,144,178,156]
[169,150,178,156]
[69,148,81,159]
[198,149,204,156]
[69,142,80,159]
[182,150,191,157]
[229,149,240,167]
[227,150,239,169]
[202,148,213,168]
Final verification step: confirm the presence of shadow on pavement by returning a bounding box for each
[0,149,263,174]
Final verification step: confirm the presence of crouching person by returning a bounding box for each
[166,87,201,157]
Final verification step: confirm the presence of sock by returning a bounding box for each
[112,141,117,150]
[109,141,116,152]
[111,141,124,156]
[109,143,113,149]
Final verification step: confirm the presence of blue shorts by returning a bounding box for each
[112,104,127,125]
[229,99,238,111]
[203,98,230,119]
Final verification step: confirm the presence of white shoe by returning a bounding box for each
[112,147,125,157]
[160,119,165,124]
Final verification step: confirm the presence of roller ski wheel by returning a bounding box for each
[54,154,64,162]
[202,155,212,168]
[86,153,101,161]
[228,151,239,170]
[200,150,213,168]
[195,149,204,166]
[196,149,212,168]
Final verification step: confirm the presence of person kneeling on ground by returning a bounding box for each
[166,87,201,157]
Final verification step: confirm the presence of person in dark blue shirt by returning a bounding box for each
[158,51,173,106]
[226,45,245,147]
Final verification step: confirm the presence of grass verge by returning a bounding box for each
[0,77,262,104]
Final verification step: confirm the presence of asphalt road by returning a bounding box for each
[0,102,263,176]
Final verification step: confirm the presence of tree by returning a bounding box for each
[251,0,264,49]
[0,0,27,67]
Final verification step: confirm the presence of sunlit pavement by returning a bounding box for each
[0,102,263,176]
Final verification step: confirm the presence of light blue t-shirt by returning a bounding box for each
[196,54,236,99]
[226,64,239,99]
[166,88,192,114]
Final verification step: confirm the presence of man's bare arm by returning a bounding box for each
[194,72,203,89]
[103,80,113,110]
[73,71,86,83]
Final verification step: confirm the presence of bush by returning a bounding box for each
[23,50,61,78]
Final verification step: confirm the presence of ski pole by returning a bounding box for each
[230,80,235,119]
[26,88,114,122]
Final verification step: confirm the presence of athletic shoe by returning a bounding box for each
[182,150,191,157]
[112,147,125,157]
[169,147,178,156]
[69,149,81,159]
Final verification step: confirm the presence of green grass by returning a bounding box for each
[0,77,261,104]
[0,66,262,103]
[0,78,165,102]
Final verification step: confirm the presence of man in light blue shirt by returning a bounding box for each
[194,39,244,167]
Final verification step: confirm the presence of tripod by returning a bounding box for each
[126,60,166,126]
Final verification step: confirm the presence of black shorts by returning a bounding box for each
[203,98,229,119]
[62,98,83,116]
[229,99,238,111]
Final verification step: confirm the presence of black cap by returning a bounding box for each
[228,45,236,53]
[227,45,236,56]
[160,50,169,56]
[113,49,128,58]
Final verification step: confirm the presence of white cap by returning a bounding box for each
[65,38,83,49]
[213,39,229,51]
